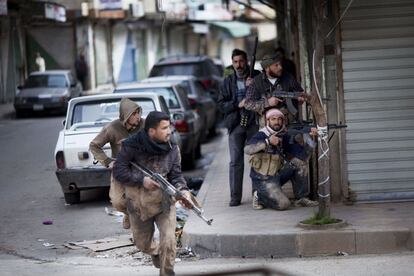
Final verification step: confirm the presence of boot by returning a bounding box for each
[122,214,130,229]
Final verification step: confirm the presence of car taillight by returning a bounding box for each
[56,151,66,169]
[188,98,200,113]
[200,79,212,90]
[174,120,189,133]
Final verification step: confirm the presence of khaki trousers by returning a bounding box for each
[127,199,177,276]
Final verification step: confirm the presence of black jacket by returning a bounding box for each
[113,130,187,191]
[245,71,303,117]
[218,69,261,133]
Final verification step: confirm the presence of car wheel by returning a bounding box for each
[182,150,196,170]
[64,191,80,204]
[208,125,216,137]
[195,142,202,159]
[15,109,26,118]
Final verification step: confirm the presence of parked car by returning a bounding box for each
[148,55,224,102]
[114,82,202,168]
[141,76,217,139]
[14,70,82,117]
[54,92,181,204]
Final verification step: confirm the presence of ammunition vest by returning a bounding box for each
[249,152,282,176]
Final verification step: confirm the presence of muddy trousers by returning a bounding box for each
[253,158,309,210]
[109,175,127,214]
[127,203,177,276]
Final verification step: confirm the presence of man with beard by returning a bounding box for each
[244,53,305,127]
[113,111,192,276]
[90,98,143,229]
[218,49,260,207]
[244,108,318,210]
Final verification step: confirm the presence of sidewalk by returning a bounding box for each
[0,103,15,120]
[182,133,414,258]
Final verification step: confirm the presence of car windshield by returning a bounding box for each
[150,63,204,78]
[24,75,67,88]
[69,98,156,129]
[115,87,181,109]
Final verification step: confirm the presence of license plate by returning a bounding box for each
[33,104,44,111]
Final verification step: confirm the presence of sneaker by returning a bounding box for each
[122,214,130,229]
[252,191,264,210]
[294,197,319,207]
[151,254,160,268]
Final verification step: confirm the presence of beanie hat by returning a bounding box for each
[260,53,283,69]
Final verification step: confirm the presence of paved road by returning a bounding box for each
[1,251,413,275]
[0,113,219,263]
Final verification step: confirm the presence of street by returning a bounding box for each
[0,113,218,262]
[0,112,414,276]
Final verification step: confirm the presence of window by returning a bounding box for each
[25,74,67,88]
[149,63,204,78]
[70,98,156,129]
[115,87,181,109]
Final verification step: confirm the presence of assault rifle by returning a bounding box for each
[271,90,309,115]
[287,121,347,144]
[130,161,213,226]
[249,36,258,78]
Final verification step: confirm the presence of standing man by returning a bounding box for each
[75,52,88,90]
[244,53,305,126]
[244,108,318,210]
[113,111,192,276]
[35,52,46,72]
[218,49,260,207]
[89,98,143,229]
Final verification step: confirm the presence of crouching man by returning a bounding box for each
[113,111,192,276]
[244,108,318,210]
[89,98,143,229]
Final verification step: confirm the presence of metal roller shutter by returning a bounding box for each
[340,0,414,202]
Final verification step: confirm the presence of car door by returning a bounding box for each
[175,85,200,135]
[193,80,216,128]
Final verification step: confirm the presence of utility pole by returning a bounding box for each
[310,0,330,218]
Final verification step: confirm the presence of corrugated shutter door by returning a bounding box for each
[341,0,414,202]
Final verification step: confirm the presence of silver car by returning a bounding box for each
[14,70,82,117]
[114,82,203,169]
[141,76,217,140]
[54,92,181,204]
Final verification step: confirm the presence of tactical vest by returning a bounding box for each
[249,152,283,176]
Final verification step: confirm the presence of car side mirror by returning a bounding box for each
[17,85,23,90]
[62,119,66,126]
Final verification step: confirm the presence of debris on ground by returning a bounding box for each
[337,251,349,256]
[42,242,55,248]
[42,219,53,225]
[64,235,133,252]
[105,207,124,217]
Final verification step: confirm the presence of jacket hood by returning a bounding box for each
[119,98,141,125]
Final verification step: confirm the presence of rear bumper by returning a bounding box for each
[179,133,198,155]
[55,168,111,193]
[14,101,67,112]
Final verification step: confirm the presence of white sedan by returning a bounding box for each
[54,92,181,204]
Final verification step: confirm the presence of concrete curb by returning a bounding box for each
[182,131,414,258]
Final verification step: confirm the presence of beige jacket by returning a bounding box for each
[89,98,144,167]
